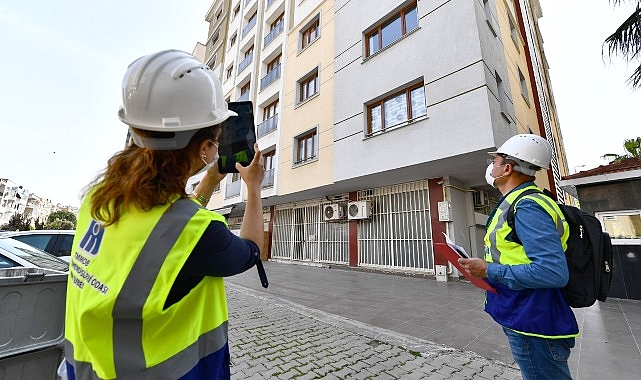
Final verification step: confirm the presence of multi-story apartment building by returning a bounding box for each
[0,178,76,228]
[193,0,570,276]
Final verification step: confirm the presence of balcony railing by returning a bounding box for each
[242,17,257,38]
[238,52,253,73]
[226,180,241,198]
[237,92,250,101]
[259,64,281,90]
[256,113,278,138]
[261,169,275,188]
[263,21,284,48]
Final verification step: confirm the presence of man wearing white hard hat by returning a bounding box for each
[62,50,265,379]
[459,134,578,380]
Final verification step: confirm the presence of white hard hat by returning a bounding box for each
[490,134,552,175]
[118,49,236,150]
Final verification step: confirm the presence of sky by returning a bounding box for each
[0,1,639,208]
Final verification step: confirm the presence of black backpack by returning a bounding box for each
[506,189,613,308]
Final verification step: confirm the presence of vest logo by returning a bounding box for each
[79,220,105,256]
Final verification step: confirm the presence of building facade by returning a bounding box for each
[192,0,569,276]
[0,177,76,229]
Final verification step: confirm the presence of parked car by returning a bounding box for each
[0,229,74,261]
[0,237,69,272]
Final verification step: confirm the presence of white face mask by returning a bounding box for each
[195,152,220,176]
[485,163,497,187]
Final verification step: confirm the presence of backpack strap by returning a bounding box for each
[505,188,543,245]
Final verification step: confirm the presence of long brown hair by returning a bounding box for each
[84,126,219,226]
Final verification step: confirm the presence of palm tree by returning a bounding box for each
[603,1,641,88]
[602,136,641,163]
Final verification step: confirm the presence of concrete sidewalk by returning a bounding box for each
[227,261,641,379]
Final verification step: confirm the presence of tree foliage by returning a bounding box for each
[45,210,77,230]
[0,213,32,231]
[604,1,641,88]
[34,218,46,230]
[602,136,641,163]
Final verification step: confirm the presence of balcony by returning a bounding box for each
[259,64,281,90]
[261,169,275,188]
[226,180,241,198]
[263,21,284,48]
[256,113,278,138]
[242,17,257,38]
[238,52,253,73]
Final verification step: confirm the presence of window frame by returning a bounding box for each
[294,129,318,165]
[366,82,427,136]
[365,2,418,58]
[267,54,281,72]
[240,82,251,96]
[263,99,279,120]
[230,33,237,48]
[518,67,530,105]
[300,16,320,51]
[596,209,641,245]
[264,150,276,170]
[297,68,319,104]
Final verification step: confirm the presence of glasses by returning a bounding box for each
[487,158,506,166]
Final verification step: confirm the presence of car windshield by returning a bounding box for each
[0,237,69,272]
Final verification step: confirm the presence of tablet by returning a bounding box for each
[217,101,257,173]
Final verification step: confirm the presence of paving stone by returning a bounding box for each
[226,286,519,380]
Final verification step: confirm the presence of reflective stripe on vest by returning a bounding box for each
[65,198,229,379]
[486,186,568,264]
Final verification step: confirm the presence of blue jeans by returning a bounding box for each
[503,326,574,380]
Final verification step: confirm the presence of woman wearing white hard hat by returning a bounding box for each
[62,50,265,379]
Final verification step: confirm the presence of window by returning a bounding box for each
[264,99,279,120]
[240,82,250,96]
[518,68,529,104]
[483,0,497,36]
[597,210,641,244]
[367,83,426,135]
[301,17,320,50]
[298,68,319,103]
[233,3,240,17]
[365,3,418,57]
[509,14,520,48]
[271,13,284,31]
[495,72,510,121]
[230,33,237,47]
[295,130,318,164]
[267,54,281,72]
[244,45,254,58]
[264,150,275,170]
[226,66,233,79]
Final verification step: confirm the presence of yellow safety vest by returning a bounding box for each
[65,196,229,379]
[484,185,579,338]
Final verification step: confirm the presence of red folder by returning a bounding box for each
[434,243,498,294]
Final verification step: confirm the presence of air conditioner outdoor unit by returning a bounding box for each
[323,203,344,222]
[347,201,372,220]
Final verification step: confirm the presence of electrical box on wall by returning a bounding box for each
[437,201,453,222]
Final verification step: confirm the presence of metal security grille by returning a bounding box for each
[271,202,349,264]
[357,180,433,271]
